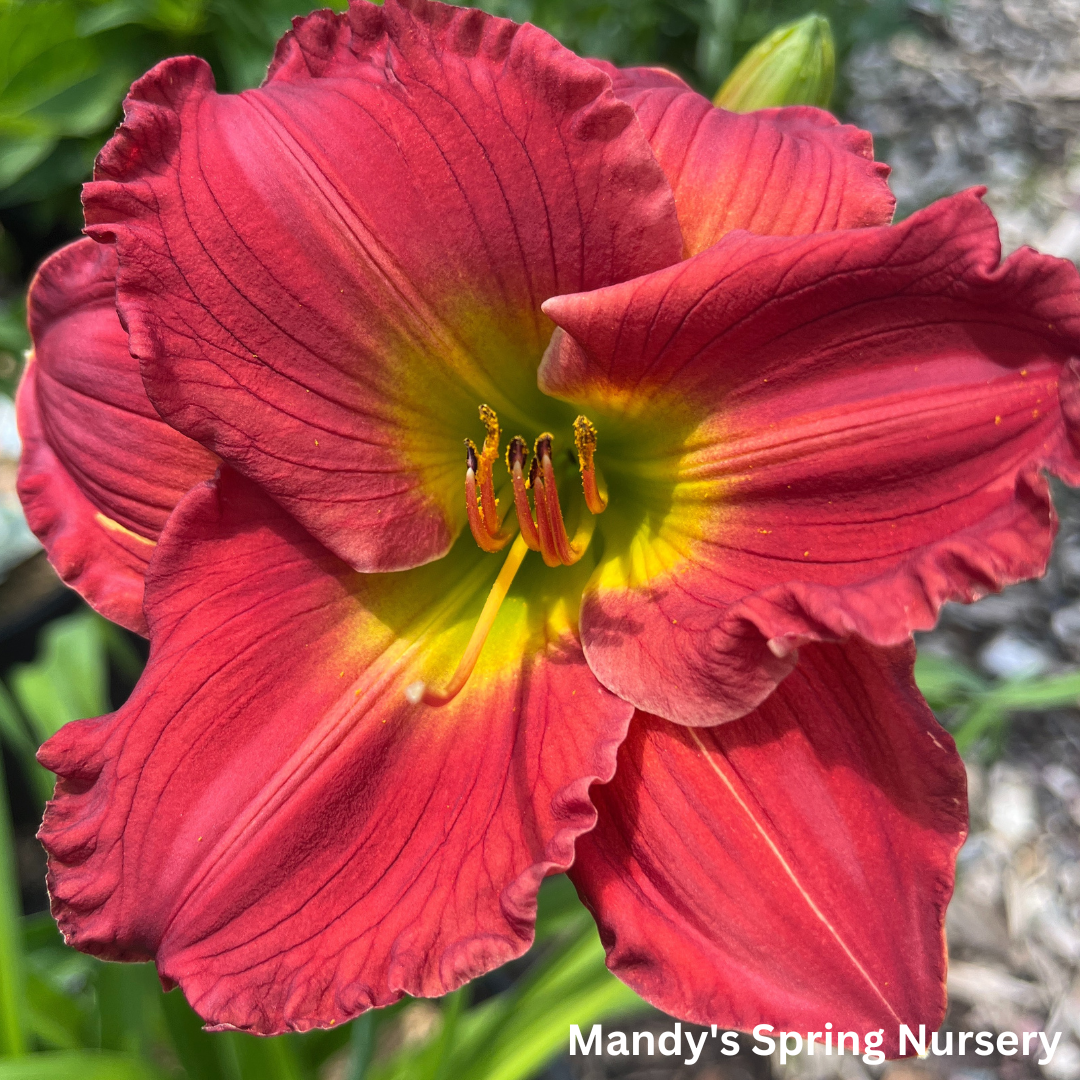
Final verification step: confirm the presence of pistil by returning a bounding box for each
[406,533,531,707]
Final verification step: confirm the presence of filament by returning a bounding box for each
[406,533,531,707]
[464,441,512,553]
[534,435,590,566]
[506,436,541,551]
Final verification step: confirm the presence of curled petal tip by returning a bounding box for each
[767,637,796,659]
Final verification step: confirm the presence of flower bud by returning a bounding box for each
[713,14,835,112]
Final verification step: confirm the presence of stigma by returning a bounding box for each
[463,405,606,566]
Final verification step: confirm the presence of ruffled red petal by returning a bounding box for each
[82,0,682,574]
[591,59,894,254]
[38,469,632,1033]
[542,190,1080,724]
[16,239,217,634]
[570,639,967,1053]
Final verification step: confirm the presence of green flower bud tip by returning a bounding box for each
[713,14,835,113]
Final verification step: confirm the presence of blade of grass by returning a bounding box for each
[344,1013,375,1080]
[160,988,232,1080]
[950,670,1080,753]
[0,1050,157,1079]
[0,684,51,807]
[227,1031,305,1080]
[913,651,989,711]
[430,987,468,1080]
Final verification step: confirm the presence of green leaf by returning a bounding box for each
[0,295,28,357]
[227,1032,305,1080]
[371,880,646,1080]
[428,988,468,1080]
[343,1014,375,1080]
[9,610,108,744]
[95,617,145,685]
[950,670,1080,753]
[983,669,1080,709]
[0,1051,157,1079]
[95,963,161,1057]
[913,651,989,711]
[452,932,643,1080]
[0,135,53,188]
[0,682,54,807]
[24,973,86,1051]
[159,990,231,1080]
[0,764,24,1058]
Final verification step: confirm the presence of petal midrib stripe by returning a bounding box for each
[687,726,904,1025]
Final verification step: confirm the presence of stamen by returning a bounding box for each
[535,434,590,566]
[506,436,540,552]
[529,453,563,568]
[406,533,531,707]
[476,405,502,537]
[574,415,607,514]
[465,440,512,553]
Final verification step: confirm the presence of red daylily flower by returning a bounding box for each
[18,0,1080,1048]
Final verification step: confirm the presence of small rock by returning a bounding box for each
[988,764,1040,846]
[1044,764,1080,803]
[1052,604,1080,657]
[1042,1039,1080,1080]
[980,633,1053,679]
[948,960,1044,1009]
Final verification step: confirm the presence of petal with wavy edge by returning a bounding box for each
[38,468,631,1033]
[541,190,1080,724]
[590,59,894,255]
[16,239,217,634]
[570,639,967,1053]
[81,0,682,574]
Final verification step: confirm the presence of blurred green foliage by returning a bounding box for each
[915,650,1080,757]
[0,610,647,1079]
